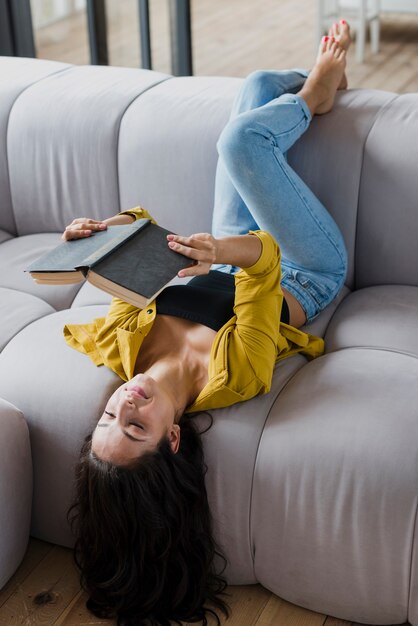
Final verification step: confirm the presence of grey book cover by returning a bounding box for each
[91,223,191,299]
[27,220,151,273]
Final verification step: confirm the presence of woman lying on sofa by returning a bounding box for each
[65,22,350,626]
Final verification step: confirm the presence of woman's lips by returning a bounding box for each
[127,385,148,399]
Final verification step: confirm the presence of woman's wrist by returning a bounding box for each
[215,233,262,268]
[103,214,135,226]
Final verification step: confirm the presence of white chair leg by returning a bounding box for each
[370,17,380,54]
[370,0,381,54]
[356,0,367,63]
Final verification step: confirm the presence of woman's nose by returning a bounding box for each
[117,397,135,424]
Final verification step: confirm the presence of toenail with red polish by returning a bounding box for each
[340,19,347,24]
[324,36,329,41]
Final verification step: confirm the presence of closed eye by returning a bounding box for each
[103,410,144,431]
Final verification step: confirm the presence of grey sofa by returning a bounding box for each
[0,55,417,625]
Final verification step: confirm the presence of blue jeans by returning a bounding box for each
[212,70,348,322]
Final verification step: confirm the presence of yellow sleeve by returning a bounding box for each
[118,206,157,224]
[231,230,286,393]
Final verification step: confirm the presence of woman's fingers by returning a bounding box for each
[167,233,216,278]
[62,228,92,241]
[167,233,217,264]
[167,234,216,278]
[61,218,107,240]
[177,263,210,278]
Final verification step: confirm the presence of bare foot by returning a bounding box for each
[298,37,347,116]
[328,19,351,89]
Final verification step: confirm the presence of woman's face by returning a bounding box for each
[91,373,180,466]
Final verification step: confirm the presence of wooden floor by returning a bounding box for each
[34,0,418,92]
[16,2,416,625]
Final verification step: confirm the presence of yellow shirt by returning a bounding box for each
[63,207,324,413]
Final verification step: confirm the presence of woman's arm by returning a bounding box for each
[167,232,262,277]
[61,213,135,241]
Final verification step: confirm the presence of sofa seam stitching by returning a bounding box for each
[0,310,58,353]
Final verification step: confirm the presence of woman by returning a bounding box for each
[66,25,350,626]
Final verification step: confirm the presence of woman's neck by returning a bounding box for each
[141,356,203,418]
[135,314,215,415]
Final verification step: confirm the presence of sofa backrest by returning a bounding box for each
[287,88,418,290]
[355,94,418,289]
[6,63,171,235]
[0,57,70,236]
[1,57,418,290]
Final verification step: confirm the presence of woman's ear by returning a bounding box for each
[168,424,181,454]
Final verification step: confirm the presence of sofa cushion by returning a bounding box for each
[0,287,55,351]
[0,398,32,589]
[198,354,307,585]
[0,306,120,547]
[0,233,83,310]
[251,348,418,624]
[118,76,242,234]
[7,66,170,236]
[356,94,418,289]
[0,229,13,244]
[71,281,113,307]
[0,56,70,236]
[324,285,418,358]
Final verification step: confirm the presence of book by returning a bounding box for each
[26,219,192,308]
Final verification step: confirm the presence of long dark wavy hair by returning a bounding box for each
[67,415,229,626]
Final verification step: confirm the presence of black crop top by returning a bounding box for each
[156,270,289,331]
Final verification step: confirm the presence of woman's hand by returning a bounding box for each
[167,233,218,277]
[61,214,135,241]
[61,217,107,241]
[168,231,263,277]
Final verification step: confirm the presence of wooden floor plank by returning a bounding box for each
[324,617,353,626]
[0,539,54,609]
[55,590,113,626]
[188,584,272,626]
[58,584,271,626]
[255,594,326,626]
[0,545,81,626]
